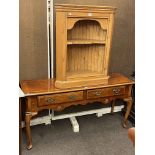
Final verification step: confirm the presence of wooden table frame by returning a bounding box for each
[19,88,25,154]
[20,73,134,150]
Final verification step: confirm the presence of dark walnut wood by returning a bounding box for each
[20,73,134,149]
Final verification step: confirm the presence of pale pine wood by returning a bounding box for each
[67,39,106,45]
[104,14,115,75]
[55,4,116,88]
[67,18,109,31]
[55,4,116,13]
[67,45,105,74]
[67,20,107,41]
[67,71,103,79]
[56,11,67,81]
[55,76,109,89]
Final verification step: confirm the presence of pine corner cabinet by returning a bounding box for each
[55,4,116,89]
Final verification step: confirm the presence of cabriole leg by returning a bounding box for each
[111,100,115,114]
[123,97,133,128]
[25,113,32,150]
[25,112,37,149]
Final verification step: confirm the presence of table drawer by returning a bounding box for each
[37,91,83,107]
[87,88,109,99]
[87,86,126,99]
[108,86,126,96]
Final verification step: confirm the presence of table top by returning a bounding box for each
[20,73,134,96]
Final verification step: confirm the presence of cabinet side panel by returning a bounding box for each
[56,12,67,81]
[104,13,115,75]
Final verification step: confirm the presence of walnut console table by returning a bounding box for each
[20,73,134,149]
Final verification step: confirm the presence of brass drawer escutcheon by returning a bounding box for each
[93,91,102,96]
[87,89,105,99]
[111,86,125,96]
[112,88,121,95]
[46,98,55,104]
[68,95,77,100]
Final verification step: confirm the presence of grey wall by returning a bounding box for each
[19,0,48,80]
[19,0,134,80]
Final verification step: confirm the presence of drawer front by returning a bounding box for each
[108,86,126,96]
[87,86,126,99]
[37,91,83,107]
[87,88,109,99]
[67,12,109,18]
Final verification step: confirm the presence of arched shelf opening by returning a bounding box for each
[67,19,107,45]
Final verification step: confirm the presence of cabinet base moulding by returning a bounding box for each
[55,76,109,89]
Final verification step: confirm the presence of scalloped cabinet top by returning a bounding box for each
[55,4,117,89]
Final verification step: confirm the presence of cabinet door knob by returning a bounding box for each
[46,98,55,104]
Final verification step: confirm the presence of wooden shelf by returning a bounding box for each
[67,39,106,45]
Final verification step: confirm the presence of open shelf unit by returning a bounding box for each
[66,44,105,76]
[55,4,116,88]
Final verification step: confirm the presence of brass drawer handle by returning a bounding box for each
[94,91,102,96]
[113,88,120,95]
[69,95,77,100]
[46,98,55,104]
